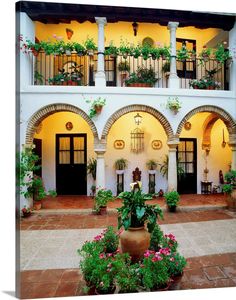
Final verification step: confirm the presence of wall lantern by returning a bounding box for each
[132,22,138,36]
[134,113,142,125]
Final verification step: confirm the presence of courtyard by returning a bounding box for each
[19,194,236,298]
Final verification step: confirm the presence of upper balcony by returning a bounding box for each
[29,50,231,90]
[17,1,236,92]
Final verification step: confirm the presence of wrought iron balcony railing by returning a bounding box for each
[31,51,230,90]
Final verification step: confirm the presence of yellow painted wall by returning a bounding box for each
[180,112,231,191]
[35,20,221,54]
[105,112,169,194]
[34,111,95,193]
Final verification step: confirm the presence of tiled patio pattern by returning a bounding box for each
[41,194,227,209]
[19,195,236,298]
[20,209,233,230]
[20,253,236,299]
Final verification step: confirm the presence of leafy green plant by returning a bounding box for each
[140,250,170,290]
[125,66,157,86]
[222,184,233,194]
[162,61,170,74]
[34,71,44,85]
[214,44,231,64]
[102,226,119,253]
[114,158,128,170]
[119,38,131,58]
[118,61,130,72]
[224,170,236,184]
[48,68,70,85]
[164,191,180,208]
[86,97,106,118]
[84,37,97,51]
[95,189,113,211]
[149,224,164,252]
[166,96,182,113]
[146,159,158,170]
[176,44,190,61]
[87,158,97,180]
[167,252,187,277]
[105,41,119,57]
[160,154,184,178]
[116,263,140,293]
[117,184,163,232]
[73,42,86,55]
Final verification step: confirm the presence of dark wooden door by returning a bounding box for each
[177,138,197,194]
[176,38,196,79]
[33,138,42,177]
[56,134,87,195]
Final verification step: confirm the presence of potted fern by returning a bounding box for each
[146,159,158,175]
[115,158,128,175]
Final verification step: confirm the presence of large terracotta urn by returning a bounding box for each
[227,187,236,211]
[120,226,150,262]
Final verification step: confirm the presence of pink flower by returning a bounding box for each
[107,253,113,257]
[99,253,105,259]
[159,247,171,256]
[144,250,151,258]
[170,257,175,262]
[99,282,104,287]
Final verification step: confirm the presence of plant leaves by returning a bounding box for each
[136,207,145,219]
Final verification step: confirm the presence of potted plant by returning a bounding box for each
[26,175,57,210]
[73,42,86,56]
[166,97,182,114]
[84,37,97,56]
[162,61,170,77]
[114,158,128,175]
[118,61,130,86]
[198,46,212,64]
[116,262,140,293]
[86,97,106,118]
[222,170,236,211]
[160,154,184,178]
[119,38,131,59]
[146,159,158,175]
[214,43,231,64]
[94,188,113,214]
[117,182,163,261]
[125,66,157,87]
[21,206,32,218]
[176,44,190,61]
[164,190,180,212]
[105,41,119,57]
[139,249,170,291]
[69,62,83,85]
[149,224,164,252]
[48,68,70,85]
[87,158,97,181]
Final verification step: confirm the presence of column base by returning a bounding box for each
[95,71,106,87]
[168,77,180,89]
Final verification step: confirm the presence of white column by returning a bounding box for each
[167,139,180,191]
[95,17,107,87]
[228,133,236,170]
[229,20,236,92]
[95,150,106,190]
[17,12,35,89]
[167,21,180,89]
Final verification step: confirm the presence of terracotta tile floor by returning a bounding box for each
[20,253,236,298]
[41,193,227,209]
[20,209,234,230]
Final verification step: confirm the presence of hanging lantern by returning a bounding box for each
[134,113,142,126]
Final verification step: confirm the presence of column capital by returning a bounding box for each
[95,17,107,26]
[94,139,107,154]
[168,22,179,30]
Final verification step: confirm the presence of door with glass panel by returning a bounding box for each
[177,138,197,194]
[56,134,87,195]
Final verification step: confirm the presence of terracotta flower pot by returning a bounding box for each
[127,83,152,87]
[33,201,42,210]
[94,105,103,114]
[168,205,177,213]
[120,226,150,262]
[99,206,107,215]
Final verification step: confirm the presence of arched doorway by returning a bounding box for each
[26,104,98,195]
[176,105,236,194]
